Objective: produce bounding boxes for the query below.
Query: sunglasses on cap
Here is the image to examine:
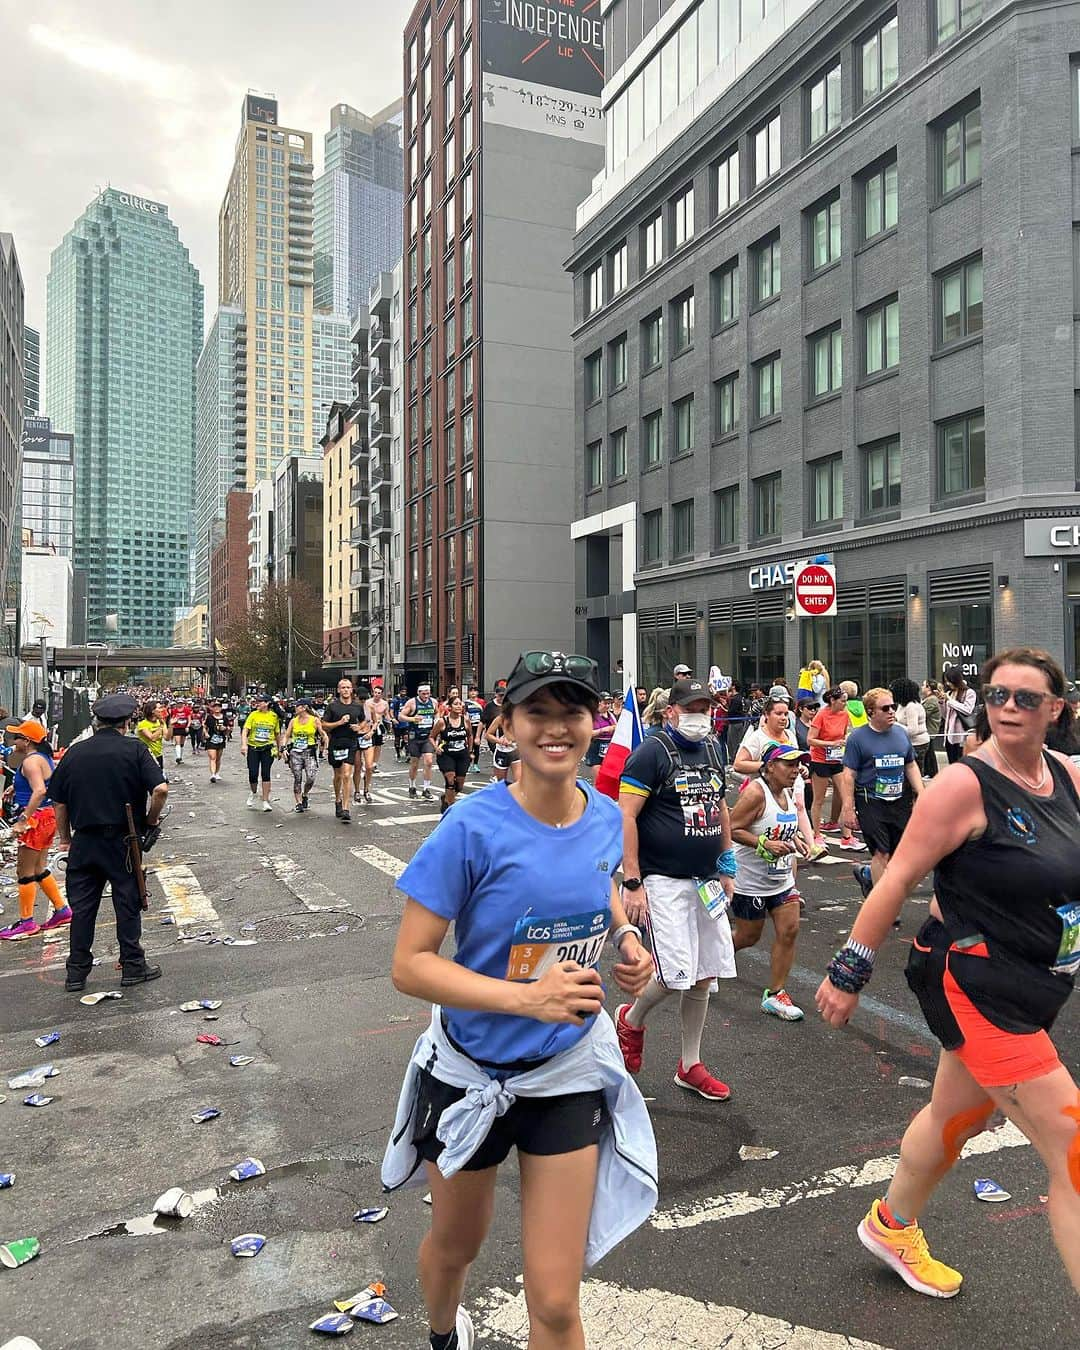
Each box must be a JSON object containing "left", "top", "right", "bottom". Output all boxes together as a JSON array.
[{"left": 517, "top": 651, "right": 599, "bottom": 682}]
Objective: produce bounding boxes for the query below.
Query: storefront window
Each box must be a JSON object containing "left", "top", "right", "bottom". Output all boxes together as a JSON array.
[
  {"left": 802, "top": 604, "right": 907, "bottom": 689},
  {"left": 1067, "top": 562, "right": 1080, "bottom": 679},
  {"left": 929, "top": 603, "right": 991, "bottom": 683},
  {"left": 713, "top": 619, "right": 785, "bottom": 688},
  {"left": 639, "top": 630, "right": 694, "bottom": 690}
]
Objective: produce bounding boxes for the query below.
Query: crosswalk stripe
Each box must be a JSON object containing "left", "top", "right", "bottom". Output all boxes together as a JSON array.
[
  {"left": 263, "top": 854, "right": 345, "bottom": 913},
  {"left": 152, "top": 863, "right": 221, "bottom": 931},
  {"left": 477, "top": 1278, "right": 896, "bottom": 1349},
  {"left": 349, "top": 845, "right": 406, "bottom": 880},
  {"left": 375, "top": 813, "right": 443, "bottom": 826},
  {"left": 651, "top": 1119, "right": 1028, "bottom": 1231}
]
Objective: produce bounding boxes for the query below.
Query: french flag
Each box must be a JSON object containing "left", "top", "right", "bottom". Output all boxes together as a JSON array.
[{"left": 595, "top": 683, "right": 644, "bottom": 800}]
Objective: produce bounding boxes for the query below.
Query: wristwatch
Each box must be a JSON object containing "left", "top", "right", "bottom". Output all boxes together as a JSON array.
[{"left": 621, "top": 877, "right": 643, "bottom": 891}]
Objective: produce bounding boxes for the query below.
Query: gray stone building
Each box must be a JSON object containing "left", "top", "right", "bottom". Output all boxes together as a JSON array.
[{"left": 569, "top": 0, "right": 1080, "bottom": 692}]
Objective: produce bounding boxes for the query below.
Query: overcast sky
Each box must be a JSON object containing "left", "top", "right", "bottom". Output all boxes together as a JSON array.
[{"left": 0, "top": 0, "right": 414, "bottom": 348}]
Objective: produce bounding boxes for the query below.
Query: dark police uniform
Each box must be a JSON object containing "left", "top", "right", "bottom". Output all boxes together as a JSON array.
[{"left": 49, "top": 694, "right": 166, "bottom": 987}]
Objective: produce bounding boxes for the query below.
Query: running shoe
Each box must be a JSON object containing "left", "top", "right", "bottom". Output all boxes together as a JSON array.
[
  {"left": 353, "top": 792, "right": 362, "bottom": 804},
  {"left": 422, "top": 788, "right": 434, "bottom": 801},
  {"left": 674, "top": 1060, "right": 731, "bottom": 1101},
  {"left": 615, "top": 1003, "right": 644, "bottom": 1074},
  {"left": 761, "top": 988, "right": 804, "bottom": 1021},
  {"left": 807, "top": 842, "right": 829, "bottom": 861},
  {"left": 454, "top": 1307, "right": 476, "bottom": 1350},
  {"left": 302, "top": 796, "right": 309, "bottom": 810},
  {"left": 853, "top": 863, "right": 874, "bottom": 900},
  {"left": 261, "top": 800, "right": 273, "bottom": 812},
  {"left": 335, "top": 802, "right": 343, "bottom": 818},
  {"left": 838, "top": 835, "right": 867, "bottom": 851},
  {"left": 408, "top": 785, "right": 418, "bottom": 798},
  {"left": 363, "top": 792, "right": 373, "bottom": 805},
  {"left": 821, "top": 821, "right": 843, "bottom": 834},
  {"left": 294, "top": 804, "right": 305, "bottom": 814},
  {"left": 340, "top": 810, "right": 351, "bottom": 823},
  {"left": 857, "top": 1199, "right": 962, "bottom": 1298},
  {"left": 246, "top": 794, "right": 259, "bottom": 810},
  {"left": 0, "top": 918, "right": 41, "bottom": 941},
  {"left": 813, "top": 834, "right": 827, "bottom": 848},
  {"left": 41, "top": 906, "right": 72, "bottom": 931}
]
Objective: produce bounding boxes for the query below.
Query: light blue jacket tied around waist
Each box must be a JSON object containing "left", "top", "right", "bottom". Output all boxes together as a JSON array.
[{"left": 381, "top": 1004, "right": 659, "bottom": 1268}]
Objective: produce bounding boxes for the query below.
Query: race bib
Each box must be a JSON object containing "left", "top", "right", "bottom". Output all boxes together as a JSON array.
[
  {"left": 695, "top": 877, "right": 730, "bottom": 921},
  {"left": 252, "top": 726, "right": 272, "bottom": 745},
  {"left": 293, "top": 732, "right": 311, "bottom": 750},
  {"left": 873, "top": 754, "right": 904, "bottom": 798},
  {"left": 208, "top": 733, "right": 225, "bottom": 747},
  {"left": 826, "top": 744, "right": 845, "bottom": 762},
  {"left": 505, "top": 910, "right": 609, "bottom": 981},
  {"left": 1052, "top": 901, "right": 1080, "bottom": 976},
  {"left": 329, "top": 747, "right": 351, "bottom": 765}
]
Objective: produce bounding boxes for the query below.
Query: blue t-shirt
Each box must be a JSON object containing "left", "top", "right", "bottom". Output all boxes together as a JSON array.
[
  {"left": 397, "top": 780, "right": 623, "bottom": 1071},
  {"left": 843, "top": 723, "right": 914, "bottom": 799}
]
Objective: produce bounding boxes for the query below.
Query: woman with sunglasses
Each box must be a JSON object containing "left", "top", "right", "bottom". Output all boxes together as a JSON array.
[
  {"left": 384, "top": 651, "right": 657, "bottom": 1350},
  {"left": 817, "top": 647, "right": 1080, "bottom": 1300}
]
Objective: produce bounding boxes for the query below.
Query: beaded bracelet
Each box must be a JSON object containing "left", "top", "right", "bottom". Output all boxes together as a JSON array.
[
  {"left": 826, "top": 945, "right": 875, "bottom": 994},
  {"left": 715, "top": 847, "right": 738, "bottom": 878}
]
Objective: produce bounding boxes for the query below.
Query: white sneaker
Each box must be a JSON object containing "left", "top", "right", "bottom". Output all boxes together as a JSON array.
[
  {"left": 246, "top": 794, "right": 258, "bottom": 809},
  {"left": 761, "top": 989, "right": 804, "bottom": 1021},
  {"left": 261, "top": 800, "right": 273, "bottom": 812},
  {"left": 454, "top": 1308, "right": 475, "bottom": 1350}
]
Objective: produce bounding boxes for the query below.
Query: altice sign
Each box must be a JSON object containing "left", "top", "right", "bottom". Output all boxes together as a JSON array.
[{"left": 101, "top": 189, "right": 167, "bottom": 216}]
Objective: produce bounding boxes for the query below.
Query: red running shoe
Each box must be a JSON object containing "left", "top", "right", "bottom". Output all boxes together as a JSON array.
[
  {"left": 615, "top": 1003, "right": 644, "bottom": 1074},
  {"left": 675, "top": 1059, "right": 731, "bottom": 1101}
]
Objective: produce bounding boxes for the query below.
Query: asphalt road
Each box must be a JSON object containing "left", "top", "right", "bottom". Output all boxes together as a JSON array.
[{"left": 0, "top": 745, "right": 1076, "bottom": 1348}]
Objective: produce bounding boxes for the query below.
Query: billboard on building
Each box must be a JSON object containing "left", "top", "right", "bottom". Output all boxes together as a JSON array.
[
  {"left": 246, "top": 94, "right": 278, "bottom": 126},
  {"left": 480, "top": 0, "right": 604, "bottom": 144}
]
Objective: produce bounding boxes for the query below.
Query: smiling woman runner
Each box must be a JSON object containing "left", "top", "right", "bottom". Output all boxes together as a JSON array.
[
  {"left": 383, "top": 651, "right": 658, "bottom": 1350},
  {"left": 817, "top": 647, "right": 1080, "bottom": 1300}
]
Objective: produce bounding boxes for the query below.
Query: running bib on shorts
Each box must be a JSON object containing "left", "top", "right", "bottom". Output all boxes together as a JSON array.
[
  {"left": 329, "top": 746, "right": 351, "bottom": 765},
  {"left": 505, "top": 910, "right": 609, "bottom": 981},
  {"left": 826, "top": 744, "right": 845, "bottom": 762},
  {"left": 1052, "top": 901, "right": 1080, "bottom": 976},
  {"left": 873, "top": 753, "right": 904, "bottom": 798},
  {"left": 694, "top": 877, "right": 730, "bottom": 921}
]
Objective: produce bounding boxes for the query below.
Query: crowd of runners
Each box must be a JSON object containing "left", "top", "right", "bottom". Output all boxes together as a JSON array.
[{"left": 1, "top": 645, "right": 1078, "bottom": 1346}]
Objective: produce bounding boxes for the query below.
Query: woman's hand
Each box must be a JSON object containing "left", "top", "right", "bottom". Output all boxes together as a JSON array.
[
  {"left": 613, "top": 937, "right": 653, "bottom": 998},
  {"left": 762, "top": 837, "right": 795, "bottom": 857},
  {"left": 815, "top": 977, "right": 859, "bottom": 1028},
  {"left": 521, "top": 961, "right": 605, "bottom": 1025},
  {"left": 621, "top": 883, "right": 648, "bottom": 927}
]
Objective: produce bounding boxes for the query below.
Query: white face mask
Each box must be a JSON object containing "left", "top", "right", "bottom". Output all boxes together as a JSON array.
[{"left": 675, "top": 711, "right": 711, "bottom": 741}]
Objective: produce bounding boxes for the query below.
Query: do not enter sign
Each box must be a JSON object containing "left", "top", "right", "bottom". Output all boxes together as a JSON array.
[{"left": 794, "top": 562, "right": 837, "bottom": 618}]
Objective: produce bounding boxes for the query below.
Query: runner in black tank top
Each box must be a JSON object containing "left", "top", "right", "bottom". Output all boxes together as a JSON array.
[
  {"left": 433, "top": 696, "right": 473, "bottom": 814},
  {"left": 815, "top": 648, "right": 1080, "bottom": 1301}
]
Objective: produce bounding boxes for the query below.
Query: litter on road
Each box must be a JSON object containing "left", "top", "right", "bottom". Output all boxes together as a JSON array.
[
  {"left": 349, "top": 1297, "right": 398, "bottom": 1324},
  {"left": 79, "top": 991, "right": 122, "bottom": 1006},
  {"left": 153, "top": 1187, "right": 195, "bottom": 1218},
  {"left": 229, "top": 1157, "right": 266, "bottom": 1182},
  {"left": 334, "top": 1283, "right": 389, "bottom": 1312},
  {"left": 738, "top": 1145, "right": 779, "bottom": 1161},
  {"left": 22, "top": 1094, "right": 53, "bottom": 1107},
  {"left": 7, "top": 1066, "right": 59, "bottom": 1091},
  {"left": 973, "top": 1178, "right": 1011, "bottom": 1202},
  {"left": 0, "top": 1173, "right": 14, "bottom": 1188},
  {"left": 196, "top": 1034, "right": 225, "bottom": 1046},
  {"left": 309, "top": 1312, "right": 353, "bottom": 1335},
  {"left": 898, "top": 1076, "right": 932, "bottom": 1088},
  {"left": 230, "top": 1233, "right": 266, "bottom": 1257},
  {"left": 0, "top": 1237, "right": 41, "bottom": 1269},
  {"left": 352, "top": 1207, "right": 388, "bottom": 1224},
  {"left": 33, "top": 1031, "right": 60, "bottom": 1048},
  {"left": 191, "top": 1108, "right": 221, "bottom": 1123},
  {"left": 229, "top": 1055, "right": 255, "bottom": 1067}
]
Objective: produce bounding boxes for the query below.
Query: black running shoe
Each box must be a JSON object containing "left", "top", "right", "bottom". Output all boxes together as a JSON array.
[
  {"left": 335, "top": 801, "right": 343, "bottom": 818},
  {"left": 408, "top": 785, "right": 417, "bottom": 798},
  {"left": 340, "top": 810, "right": 351, "bottom": 823}
]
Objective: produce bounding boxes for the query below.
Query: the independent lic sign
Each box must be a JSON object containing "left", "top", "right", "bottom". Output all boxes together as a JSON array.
[{"left": 794, "top": 562, "right": 837, "bottom": 618}]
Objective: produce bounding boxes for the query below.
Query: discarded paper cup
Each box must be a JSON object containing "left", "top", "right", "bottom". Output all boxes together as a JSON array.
[
  {"left": 0, "top": 1172, "right": 15, "bottom": 1188},
  {"left": 349, "top": 1297, "right": 398, "bottom": 1325},
  {"left": 230, "top": 1232, "right": 266, "bottom": 1257},
  {"left": 153, "top": 1186, "right": 195, "bottom": 1218},
  {"left": 0, "top": 1236, "right": 41, "bottom": 1268},
  {"left": 191, "top": 1108, "right": 221, "bottom": 1124},
  {"left": 22, "top": 1094, "right": 52, "bottom": 1108},
  {"left": 79, "top": 991, "right": 122, "bottom": 1006},
  {"left": 229, "top": 1055, "right": 255, "bottom": 1067},
  {"left": 228, "top": 1157, "right": 266, "bottom": 1182},
  {"left": 352, "top": 1207, "right": 388, "bottom": 1224},
  {"left": 33, "top": 1031, "right": 60, "bottom": 1049},
  {"left": 309, "top": 1312, "right": 354, "bottom": 1336}
]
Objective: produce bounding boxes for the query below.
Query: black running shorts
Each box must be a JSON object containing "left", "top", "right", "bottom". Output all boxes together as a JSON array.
[
  {"left": 854, "top": 793, "right": 911, "bottom": 856},
  {"left": 412, "top": 1068, "right": 607, "bottom": 1170},
  {"left": 437, "top": 750, "right": 470, "bottom": 779}
]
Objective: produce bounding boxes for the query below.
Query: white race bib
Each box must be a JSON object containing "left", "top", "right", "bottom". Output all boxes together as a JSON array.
[{"left": 506, "top": 910, "right": 609, "bottom": 981}]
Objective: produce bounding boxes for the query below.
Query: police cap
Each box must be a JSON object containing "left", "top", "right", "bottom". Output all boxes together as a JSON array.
[{"left": 93, "top": 693, "right": 139, "bottom": 722}]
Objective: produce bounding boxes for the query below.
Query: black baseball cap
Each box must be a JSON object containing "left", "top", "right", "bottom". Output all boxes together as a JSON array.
[
  {"left": 671, "top": 679, "right": 712, "bottom": 708},
  {"left": 503, "top": 651, "right": 601, "bottom": 705}
]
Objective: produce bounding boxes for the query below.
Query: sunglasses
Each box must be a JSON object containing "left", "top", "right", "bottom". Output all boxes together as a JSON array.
[
  {"left": 876, "top": 703, "right": 896, "bottom": 712},
  {"left": 518, "top": 651, "right": 599, "bottom": 681},
  {"left": 982, "top": 684, "right": 1055, "bottom": 711}
]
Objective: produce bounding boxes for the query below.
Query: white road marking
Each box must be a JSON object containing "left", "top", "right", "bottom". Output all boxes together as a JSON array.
[
  {"left": 477, "top": 1279, "right": 895, "bottom": 1349},
  {"left": 152, "top": 864, "right": 221, "bottom": 931},
  {"left": 652, "top": 1119, "right": 1028, "bottom": 1231},
  {"left": 375, "top": 813, "right": 443, "bottom": 826},
  {"left": 349, "top": 845, "right": 406, "bottom": 880},
  {"left": 264, "top": 855, "right": 346, "bottom": 913}
]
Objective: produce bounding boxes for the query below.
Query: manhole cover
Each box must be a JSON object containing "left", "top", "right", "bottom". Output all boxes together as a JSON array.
[{"left": 241, "top": 913, "right": 353, "bottom": 943}]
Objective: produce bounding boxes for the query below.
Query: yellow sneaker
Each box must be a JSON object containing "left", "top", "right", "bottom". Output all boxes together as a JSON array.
[{"left": 857, "top": 1199, "right": 963, "bottom": 1298}]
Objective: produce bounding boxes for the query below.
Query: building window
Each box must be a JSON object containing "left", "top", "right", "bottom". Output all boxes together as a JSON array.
[
  {"left": 643, "top": 410, "right": 663, "bottom": 467},
  {"left": 806, "top": 60, "right": 842, "bottom": 145},
  {"left": 671, "top": 290, "right": 695, "bottom": 355},
  {"left": 938, "top": 255, "right": 983, "bottom": 346},
  {"left": 610, "top": 427, "right": 627, "bottom": 480},
  {"left": 754, "top": 353, "right": 782, "bottom": 421},
  {"left": 863, "top": 295, "right": 900, "bottom": 375},
  {"left": 610, "top": 240, "right": 628, "bottom": 296},
  {"left": 712, "top": 258, "right": 739, "bottom": 329},
  {"left": 674, "top": 394, "right": 695, "bottom": 455},
  {"left": 936, "top": 0, "right": 982, "bottom": 45},
  {"left": 713, "top": 484, "right": 739, "bottom": 548},
  {"left": 714, "top": 372, "right": 740, "bottom": 436},
  {"left": 672, "top": 499, "right": 694, "bottom": 558},
  {"left": 1073, "top": 58, "right": 1080, "bottom": 145},
  {"left": 862, "top": 437, "right": 901, "bottom": 514},
  {"left": 861, "top": 156, "right": 898, "bottom": 241},
  {"left": 809, "top": 324, "right": 843, "bottom": 399},
  {"left": 715, "top": 144, "right": 740, "bottom": 216},
  {"left": 807, "top": 194, "right": 841, "bottom": 273},
  {"left": 642, "top": 508, "right": 663, "bottom": 565},
  {"left": 858, "top": 13, "right": 898, "bottom": 106},
  {"left": 586, "top": 439, "right": 603, "bottom": 492},
  {"left": 754, "top": 472, "right": 782, "bottom": 539},
  {"left": 938, "top": 99, "right": 981, "bottom": 198},
  {"left": 753, "top": 231, "right": 781, "bottom": 306},
  {"left": 753, "top": 111, "right": 781, "bottom": 187},
  {"left": 642, "top": 211, "right": 664, "bottom": 270},
  {"left": 609, "top": 334, "right": 627, "bottom": 390},
  {"left": 586, "top": 261, "right": 603, "bottom": 316},
  {"left": 809, "top": 454, "right": 843, "bottom": 525},
  {"left": 642, "top": 311, "right": 663, "bottom": 370},
  {"left": 584, "top": 350, "right": 603, "bottom": 403},
  {"left": 938, "top": 411, "right": 985, "bottom": 497},
  {"left": 672, "top": 183, "right": 695, "bottom": 247}
]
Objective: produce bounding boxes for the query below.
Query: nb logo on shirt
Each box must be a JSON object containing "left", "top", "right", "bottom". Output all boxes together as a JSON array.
[{"left": 596, "top": 860, "right": 609, "bottom": 873}]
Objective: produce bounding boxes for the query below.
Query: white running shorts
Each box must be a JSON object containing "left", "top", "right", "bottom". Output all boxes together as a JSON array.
[{"left": 643, "top": 873, "right": 736, "bottom": 990}]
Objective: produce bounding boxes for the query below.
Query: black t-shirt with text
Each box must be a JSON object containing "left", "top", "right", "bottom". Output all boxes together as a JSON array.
[{"left": 621, "top": 732, "right": 728, "bottom": 879}]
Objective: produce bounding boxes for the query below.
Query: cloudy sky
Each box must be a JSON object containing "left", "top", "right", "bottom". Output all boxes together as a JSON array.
[{"left": 0, "top": 0, "right": 414, "bottom": 344}]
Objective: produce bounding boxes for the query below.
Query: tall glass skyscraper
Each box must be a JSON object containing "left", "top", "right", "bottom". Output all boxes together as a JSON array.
[
  {"left": 45, "top": 189, "right": 202, "bottom": 645},
  {"left": 314, "top": 102, "right": 404, "bottom": 320},
  {"left": 21, "top": 415, "right": 74, "bottom": 558},
  {"left": 193, "top": 305, "right": 245, "bottom": 605},
  {"left": 23, "top": 327, "right": 40, "bottom": 415}
]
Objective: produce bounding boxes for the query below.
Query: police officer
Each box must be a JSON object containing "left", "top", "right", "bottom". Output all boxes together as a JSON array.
[{"left": 49, "top": 693, "right": 169, "bottom": 992}]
